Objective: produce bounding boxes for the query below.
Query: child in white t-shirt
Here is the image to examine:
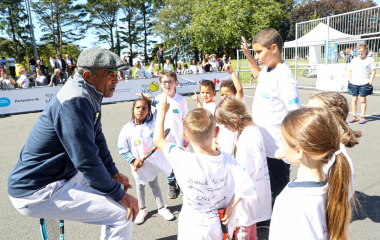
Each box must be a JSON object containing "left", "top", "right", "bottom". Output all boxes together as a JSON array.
[
  {"left": 164, "top": 59, "right": 172, "bottom": 71},
  {"left": 146, "top": 61, "right": 155, "bottom": 78},
  {"left": 153, "top": 98, "right": 257, "bottom": 240},
  {"left": 270, "top": 107, "right": 354, "bottom": 240},
  {"left": 134, "top": 62, "right": 146, "bottom": 79},
  {"left": 241, "top": 29, "right": 301, "bottom": 218},
  {"left": 17, "top": 68, "right": 29, "bottom": 88},
  {"left": 210, "top": 54, "right": 219, "bottom": 72},
  {"left": 139, "top": 70, "right": 189, "bottom": 199},
  {"left": 215, "top": 64, "right": 244, "bottom": 156},
  {"left": 198, "top": 61, "right": 204, "bottom": 73},
  {"left": 347, "top": 44, "right": 376, "bottom": 124},
  {"left": 118, "top": 98, "right": 174, "bottom": 224},
  {"left": 192, "top": 80, "right": 217, "bottom": 115},
  {"left": 215, "top": 96, "right": 271, "bottom": 240}
]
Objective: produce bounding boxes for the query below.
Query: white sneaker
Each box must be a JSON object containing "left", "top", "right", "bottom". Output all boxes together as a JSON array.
[
  {"left": 135, "top": 208, "right": 148, "bottom": 225},
  {"left": 158, "top": 205, "right": 175, "bottom": 221}
]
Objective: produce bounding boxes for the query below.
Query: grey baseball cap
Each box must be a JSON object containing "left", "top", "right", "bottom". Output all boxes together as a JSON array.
[{"left": 77, "top": 48, "right": 129, "bottom": 71}]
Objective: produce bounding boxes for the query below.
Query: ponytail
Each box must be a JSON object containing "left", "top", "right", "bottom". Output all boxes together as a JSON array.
[
  {"left": 326, "top": 152, "right": 352, "bottom": 240},
  {"left": 339, "top": 118, "right": 362, "bottom": 148}
]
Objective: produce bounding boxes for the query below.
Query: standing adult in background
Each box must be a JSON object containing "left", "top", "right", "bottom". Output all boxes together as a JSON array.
[
  {"left": 1, "top": 56, "right": 8, "bottom": 71},
  {"left": 171, "top": 44, "right": 179, "bottom": 69},
  {"left": 157, "top": 47, "right": 164, "bottom": 70},
  {"left": 7, "top": 54, "right": 16, "bottom": 78},
  {"left": 29, "top": 56, "right": 37, "bottom": 74},
  {"left": 65, "top": 54, "right": 76, "bottom": 79},
  {"left": 8, "top": 48, "right": 138, "bottom": 240},
  {"left": 54, "top": 54, "right": 67, "bottom": 80},
  {"left": 123, "top": 52, "right": 133, "bottom": 66}
]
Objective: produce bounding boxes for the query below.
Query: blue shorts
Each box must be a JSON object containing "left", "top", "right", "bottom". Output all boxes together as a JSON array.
[{"left": 348, "top": 83, "right": 373, "bottom": 97}]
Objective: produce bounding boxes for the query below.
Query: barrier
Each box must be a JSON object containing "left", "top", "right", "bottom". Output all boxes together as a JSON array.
[{"left": 0, "top": 72, "right": 230, "bottom": 115}]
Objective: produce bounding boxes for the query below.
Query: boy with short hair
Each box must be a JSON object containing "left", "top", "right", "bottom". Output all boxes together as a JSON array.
[
  {"left": 139, "top": 70, "right": 188, "bottom": 198},
  {"left": 153, "top": 100, "right": 256, "bottom": 239},
  {"left": 178, "top": 64, "right": 193, "bottom": 75},
  {"left": 241, "top": 28, "right": 301, "bottom": 222},
  {"left": 347, "top": 44, "right": 376, "bottom": 124},
  {"left": 192, "top": 80, "right": 217, "bottom": 114}
]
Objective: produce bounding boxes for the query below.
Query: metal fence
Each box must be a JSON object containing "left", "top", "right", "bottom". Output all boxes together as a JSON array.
[{"left": 237, "top": 6, "right": 380, "bottom": 93}]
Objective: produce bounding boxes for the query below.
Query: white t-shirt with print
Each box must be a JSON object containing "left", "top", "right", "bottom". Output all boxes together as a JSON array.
[
  {"left": 190, "top": 65, "right": 199, "bottom": 73},
  {"left": 350, "top": 56, "right": 376, "bottom": 86},
  {"left": 164, "top": 64, "right": 172, "bottom": 71},
  {"left": 252, "top": 63, "right": 301, "bottom": 158},
  {"left": 163, "top": 144, "right": 257, "bottom": 240},
  {"left": 17, "top": 75, "right": 29, "bottom": 88},
  {"left": 269, "top": 179, "right": 329, "bottom": 240},
  {"left": 210, "top": 60, "right": 219, "bottom": 72},
  {"left": 146, "top": 65, "right": 154, "bottom": 78},
  {"left": 117, "top": 114, "right": 172, "bottom": 185},
  {"left": 7, "top": 57, "right": 15, "bottom": 67},
  {"left": 203, "top": 100, "right": 217, "bottom": 115},
  {"left": 154, "top": 93, "right": 188, "bottom": 149},
  {"left": 235, "top": 125, "right": 271, "bottom": 226},
  {"left": 134, "top": 67, "right": 146, "bottom": 79}
]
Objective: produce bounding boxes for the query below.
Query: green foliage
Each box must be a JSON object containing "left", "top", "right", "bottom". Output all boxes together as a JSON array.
[
  {"left": 187, "top": 0, "right": 283, "bottom": 55},
  {"left": 31, "top": 0, "right": 89, "bottom": 55},
  {"left": 86, "top": 0, "right": 121, "bottom": 51}
]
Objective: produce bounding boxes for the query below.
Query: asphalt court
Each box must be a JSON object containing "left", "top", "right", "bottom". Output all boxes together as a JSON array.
[{"left": 1, "top": 87, "right": 379, "bottom": 239}]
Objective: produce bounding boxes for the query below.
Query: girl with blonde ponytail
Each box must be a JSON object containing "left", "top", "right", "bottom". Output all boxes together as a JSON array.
[{"left": 269, "top": 107, "right": 352, "bottom": 240}]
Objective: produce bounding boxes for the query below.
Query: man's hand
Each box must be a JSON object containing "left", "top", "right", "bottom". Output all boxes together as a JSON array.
[
  {"left": 223, "top": 64, "right": 234, "bottom": 75},
  {"left": 118, "top": 193, "right": 139, "bottom": 222},
  {"left": 133, "top": 159, "right": 144, "bottom": 169},
  {"left": 112, "top": 172, "right": 132, "bottom": 191}
]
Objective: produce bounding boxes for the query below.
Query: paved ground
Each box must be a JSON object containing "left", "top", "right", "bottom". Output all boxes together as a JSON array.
[{"left": 1, "top": 87, "right": 379, "bottom": 239}]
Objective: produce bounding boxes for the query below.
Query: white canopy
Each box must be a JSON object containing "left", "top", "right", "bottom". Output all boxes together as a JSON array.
[{"left": 284, "top": 23, "right": 361, "bottom": 48}]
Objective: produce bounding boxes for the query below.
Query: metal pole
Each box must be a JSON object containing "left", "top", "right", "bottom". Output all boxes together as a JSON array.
[
  {"left": 295, "top": 23, "right": 298, "bottom": 80},
  {"left": 236, "top": 49, "right": 240, "bottom": 79},
  {"left": 25, "top": 0, "right": 38, "bottom": 60},
  {"left": 325, "top": 17, "right": 330, "bottom": 65}
]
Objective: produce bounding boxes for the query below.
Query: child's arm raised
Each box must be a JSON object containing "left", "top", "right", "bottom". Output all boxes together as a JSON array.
[
  {"left": 192, "top": 90, "right": 203, "bottom": 108},
  {"left": 241, "top": 36, "right": 261, "bottom": 80},
  {"left": 136, "top": 93, "right": 153, "bottom": 103},
  {"left": 153, "top": 96, "right": 170, "bottom": 152},
  {"left": 224, "top": 64, "right": 244, "bottom": 101}
]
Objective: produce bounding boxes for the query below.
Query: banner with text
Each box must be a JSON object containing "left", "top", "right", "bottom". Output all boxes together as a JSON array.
[{"left": 0, "top": 72, "right": 230, "bottom": 115}]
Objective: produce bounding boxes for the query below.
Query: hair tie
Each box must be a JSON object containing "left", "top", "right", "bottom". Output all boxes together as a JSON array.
[{"left": 334, "top": 149, "right": 342, "bottom": 155}]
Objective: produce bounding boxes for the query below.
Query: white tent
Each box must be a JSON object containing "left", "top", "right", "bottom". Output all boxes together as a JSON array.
[
  {"left": 284, "top": 23, "right": 361, "bottom": 65},
  {"left": 284, "top": 22, "right": 361, "bottom": 48}
]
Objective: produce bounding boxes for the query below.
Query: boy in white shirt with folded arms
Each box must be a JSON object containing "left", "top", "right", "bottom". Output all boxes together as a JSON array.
[{"left": 153, "top": 98, "right": 257, "bottom": 240}]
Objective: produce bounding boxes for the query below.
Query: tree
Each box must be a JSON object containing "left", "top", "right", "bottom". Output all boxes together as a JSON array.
[
  {"left": 187, "top": 0, "right": 283, "bottom": 56},
  {"left": 87, "top": 0, "right": 121, "bottom": 52},
  {"left": 154, "top": 0, "right": 194, "bottom": 58},
  {"left": 288, "top": 0, "right": 377, "bottom": 40},
  {"left": 137, "top": 0, "right": 157, "bottom": 65},
  {"left": 119, "top": 0, "right": 142, "bottom": 62},
  {"left": 31, "top": 0, "right": 89, "bottom": 55},
  {"left": 0, "top": 0, "right": 29, "bottom": 62}
]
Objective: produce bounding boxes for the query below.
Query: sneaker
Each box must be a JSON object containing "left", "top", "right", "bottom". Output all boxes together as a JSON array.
[
  {"left": 135, "top": 208, "right": 148, "bottom": 225},
  {"left": 168, "top": 185, "right": 177, "bottom": 199},
  {"left": 158, "top": 205, "right": 175, "bottom": 221},
  {"left": 348, "top": 116, "right": 358, "bottom": 123},
  {"left": 358, "top": 117, "right": 367, "bottom": 124}
]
